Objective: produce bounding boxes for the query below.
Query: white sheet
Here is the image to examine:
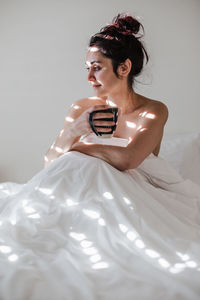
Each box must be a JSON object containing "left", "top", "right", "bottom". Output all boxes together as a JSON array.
[{"left": 0, "top": 135, "right": 200, "bottom": 300}]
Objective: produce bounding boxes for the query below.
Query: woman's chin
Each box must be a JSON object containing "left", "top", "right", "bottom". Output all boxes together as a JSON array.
[{"left": 94, "top": 88, "right": 107, "bottom": 98}]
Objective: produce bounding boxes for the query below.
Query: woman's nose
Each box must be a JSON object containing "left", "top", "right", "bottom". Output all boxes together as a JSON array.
[{"left": 88, "top": 69, "right": 95, "bottom": 82}]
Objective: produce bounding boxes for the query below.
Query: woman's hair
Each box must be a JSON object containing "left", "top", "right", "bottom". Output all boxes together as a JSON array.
[{"left": 89, "top": 13, "right": 149, "bottom": 90}]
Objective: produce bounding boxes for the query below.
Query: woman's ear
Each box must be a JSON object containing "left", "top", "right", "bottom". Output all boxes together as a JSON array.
[{"left": 118, "top": 58, "right": 132, "bottom": 77}]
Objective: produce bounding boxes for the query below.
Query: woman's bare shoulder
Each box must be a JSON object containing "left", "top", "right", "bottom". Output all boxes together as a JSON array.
[
  {"left": 73, "top": 96, "right": 105, "bottom": 109},
  {"left": 138, "top": 95, "right": 168, "bottom": 123}
]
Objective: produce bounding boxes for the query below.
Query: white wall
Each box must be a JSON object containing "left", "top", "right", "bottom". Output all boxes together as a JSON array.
[{"left": 0, "top": 0, "right": 199, "bottom": 183}]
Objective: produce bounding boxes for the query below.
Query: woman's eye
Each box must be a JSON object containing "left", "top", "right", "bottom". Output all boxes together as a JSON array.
[
  {"left": 86, "top": 66, "right": 101, "bottom": 72},
  {"left": 93, "top": 66, "right": 101, "bottom": 71}
]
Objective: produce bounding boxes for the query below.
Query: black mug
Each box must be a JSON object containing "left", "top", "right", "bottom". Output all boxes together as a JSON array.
[{"left": 89, "top": 107, "right": 118, "bottom": 138}]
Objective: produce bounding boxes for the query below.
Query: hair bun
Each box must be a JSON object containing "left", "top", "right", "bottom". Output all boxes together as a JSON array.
[
  {"left": 113, "top": 13, "right": 141, "bottom": 35},
  {"left": 100, "top": 13, "right": 144, "bottom": 39}
]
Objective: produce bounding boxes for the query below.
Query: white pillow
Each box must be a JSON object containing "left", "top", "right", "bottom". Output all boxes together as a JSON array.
[
  {"left": 160, "top": 132, "right": 199, "bottom": 172},
  {"left": 179, "top": 133, "right": 200, "bottom": 185}
]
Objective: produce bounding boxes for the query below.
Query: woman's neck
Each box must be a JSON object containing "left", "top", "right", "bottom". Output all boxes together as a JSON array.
[{"left": 106, "top": 89, "right": 141, "bottom": 115}]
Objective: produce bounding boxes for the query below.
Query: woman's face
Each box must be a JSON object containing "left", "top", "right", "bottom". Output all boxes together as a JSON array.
[{"left": 85, "top": 47, "right": 120, "bottom": 98}]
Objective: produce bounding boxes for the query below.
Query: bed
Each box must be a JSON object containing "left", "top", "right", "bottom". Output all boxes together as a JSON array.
[{"left": 0, "top": 132, "right": 200, "bottom": 300}]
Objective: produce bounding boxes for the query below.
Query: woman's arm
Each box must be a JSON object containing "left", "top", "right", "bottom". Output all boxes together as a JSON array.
[
  {"left": 44, "top": 99, "right": 87, "bottom": 167},
  {"left": 70, "top": 102, "right": 168, "bottom": 171},
  {"left": 70, "top": 142, "right": 128, "bottom": 171},
  {"left": 44, "top": 99, "right": 115, "bottom": 167}
]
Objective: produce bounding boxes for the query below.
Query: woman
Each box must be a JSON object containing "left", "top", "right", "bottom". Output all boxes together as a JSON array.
[
  {"left": 44, "top": 13, "right": 168, "bottom": 171},
  {"left": 0, "top": 13, "right": 200, "bottom": 300}
]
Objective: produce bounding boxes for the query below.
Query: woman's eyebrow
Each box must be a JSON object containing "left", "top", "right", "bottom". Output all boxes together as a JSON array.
[{"left": 85, "top": 60, "right": 102, "bottom": 66}]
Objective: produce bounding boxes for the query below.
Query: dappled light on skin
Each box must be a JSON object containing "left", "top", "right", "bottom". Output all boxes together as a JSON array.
[
  {"left": 139, "top": 111, "right": 156, "bottom": 120},
  {"left": 88, "top": 46, "right": 99, "bottom": 53},
  {"left": 80, "top": 140, "right": 93, "bottom": 145},
  {"left": 65, "top": 116, "right": 74, "bottom": 123},
  {"left": 146, "top": 113, "right": 156, "bottom": 119},
  {"left": 128, "top": 137, "right": 133, "bottom": 144},
  {"left": 89, "top": 96, "right": 101, "bottom": 100},
  {"left": 59, "top": 129, "right": 64, "bottom": 137},
  {"left": 139, "top": 111, "right": 147, "bottom": 117},
  {"left": 136, "top": 125, "right": 142, "bottom": 131},
  {"left": 50, "top": 142, "right": 55, "bottom": 150},
  {"left": 135, "top": 125, "right": 147, "bottom": 134},
  {"left": 71, "top": 104, "right": 81, "bottom": 110},
  {"left": 55, "top": 146, "right": 64, "bottom": 154},
  {"left": 106, "top": 99, "right": 117, "bottom": 107},
  {"left": 139, "top": 127, "right": 147, "bottom": 133},
  {"left": 126, "top": 121, "right": 136, "bottom": 129}
]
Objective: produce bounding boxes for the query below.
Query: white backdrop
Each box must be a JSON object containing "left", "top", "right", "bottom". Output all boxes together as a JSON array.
[{"left": 0, "top": 0, "right": 199, "bottom": 182}]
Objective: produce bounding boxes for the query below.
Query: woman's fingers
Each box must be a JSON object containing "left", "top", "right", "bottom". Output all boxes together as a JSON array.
[
  {"left": 87, "top": 105, "right": 111, "bottom": 113},
  {"left": 95, "top": 127, "right": 113, "bottom": 132},
  {"left": 93, "top": 120, "right": 115, "bottom": 126},
  {"left": 93, "top": 113, "right": 114, "bottom": 119}
]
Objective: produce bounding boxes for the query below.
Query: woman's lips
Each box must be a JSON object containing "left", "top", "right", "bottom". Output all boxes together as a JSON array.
[{"left": 93, "top": 84, "right": 101, "bottom": 88}]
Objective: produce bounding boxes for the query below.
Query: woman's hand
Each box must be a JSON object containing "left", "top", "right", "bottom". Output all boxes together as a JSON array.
[
  {"left": 69, "top": 105, "right": 116, "bottom": 138},
  {"left": 70, "top": 141, "right": 88, "bottom": 151}
]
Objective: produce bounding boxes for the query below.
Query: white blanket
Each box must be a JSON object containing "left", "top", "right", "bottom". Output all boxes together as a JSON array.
[{"left": 0, "top": 138, "right": 200, "bottom": 300}]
